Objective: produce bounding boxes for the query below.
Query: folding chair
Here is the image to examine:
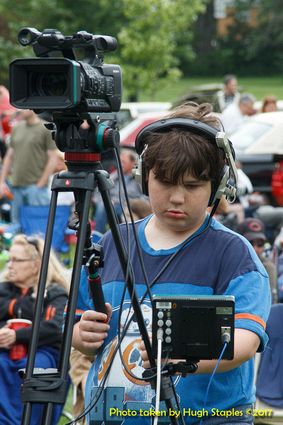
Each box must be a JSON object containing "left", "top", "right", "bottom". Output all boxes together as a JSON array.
[{"left": 20, "top": 205, "right": 71, "bottom": 254}]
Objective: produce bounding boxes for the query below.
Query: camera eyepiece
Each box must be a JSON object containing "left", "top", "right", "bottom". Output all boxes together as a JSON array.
[{"left": 18, "top": 27, "right": 41, "bottom": 46}]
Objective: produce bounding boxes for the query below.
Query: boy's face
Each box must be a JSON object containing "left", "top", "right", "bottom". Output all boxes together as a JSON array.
[{"left": 148, "top": 169, "right": 211, "bottom": 234}]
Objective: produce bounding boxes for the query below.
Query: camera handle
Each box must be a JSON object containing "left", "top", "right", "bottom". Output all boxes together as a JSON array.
[{"left": 21, "top": 162, "right": 179, "bottom": 425}]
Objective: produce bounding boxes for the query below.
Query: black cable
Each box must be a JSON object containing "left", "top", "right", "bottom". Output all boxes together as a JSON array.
[
  {"left": 70, "top": 184, "right": 219, "bottom": 423},
  {"left": 171, "top": 376, "right": 186, "bottom": 425},
  {"left": 113, "top": 147, "right": 153, "bottom": 304},
  {"left": 65, "top": 148, "right": 153, "bottom": 423},
  {"left": 113, "top": 211, "right": 215, "bottom": 383},
  {"left": 65, "top": 354, "right": 112, "bottom": 424}
]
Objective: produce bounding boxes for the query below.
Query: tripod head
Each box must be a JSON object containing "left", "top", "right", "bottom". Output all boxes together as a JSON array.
[{"left": 45, "top": 112, "right": 120, "bottom": 172}]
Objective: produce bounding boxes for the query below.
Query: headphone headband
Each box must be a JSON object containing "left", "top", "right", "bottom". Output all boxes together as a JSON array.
[
  {"left": 133, "top": 116, "right": 238, "bottom": 205},
  {"left": 135, "top": 118, "right": 221, "bottom": 154}
]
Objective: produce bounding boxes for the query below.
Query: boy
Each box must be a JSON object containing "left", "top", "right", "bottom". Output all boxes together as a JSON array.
[{"left": 72, "top": 102, "right": 271, "bottom": 424}]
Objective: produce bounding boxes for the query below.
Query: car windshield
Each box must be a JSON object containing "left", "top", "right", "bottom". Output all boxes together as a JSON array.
[
  {"left": 230, "top": 121, "right": 272, "bottom": 153},
  {"left": 116, "top": 109, "right": 134, "bottom": 129}
]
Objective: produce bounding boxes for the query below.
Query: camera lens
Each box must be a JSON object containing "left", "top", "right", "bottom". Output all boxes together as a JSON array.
[
  {"left": 40, "top": 73, "right": 68, "bottom": 96},
  {"left": 30, "top": 72, "right": 68, "bottom": 97}
]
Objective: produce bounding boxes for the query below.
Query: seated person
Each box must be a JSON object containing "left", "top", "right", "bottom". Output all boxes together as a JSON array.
[
  {"left": 0, "top": 234, "right": 69, "bottom": 425},
  {"left": 238, "top": 218, "right": 278, "bottom": 304}
]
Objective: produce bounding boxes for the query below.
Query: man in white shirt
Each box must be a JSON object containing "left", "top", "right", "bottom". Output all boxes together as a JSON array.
[
  {"left": 221, "top": 93, "right": 256, "bottom": 136},
  {"left": 216, "top": 74, "right": 240, "bottom": 111}
]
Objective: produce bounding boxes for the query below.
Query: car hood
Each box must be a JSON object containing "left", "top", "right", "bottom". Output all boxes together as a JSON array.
[{"left": 244, "top": 123, "right": 283, "bottom": 154}]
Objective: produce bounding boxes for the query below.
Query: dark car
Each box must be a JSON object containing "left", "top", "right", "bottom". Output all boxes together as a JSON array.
[
  {"left": 172, "top": 83, "right": 223, "bottom": 112},
  {"left": 230, "top": 112, "right": 283, "bottom": 205}
]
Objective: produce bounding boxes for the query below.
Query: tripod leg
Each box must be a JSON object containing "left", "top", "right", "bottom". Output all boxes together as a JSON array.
[
  {"left": 59, "top": 189, "right": 93, "bottom": 376},
  {"left": 95, "top": 171, "right": 179, "bottom": 425},
  {"left": 22, "top": 191, "right": 58, "bottom": 425}
]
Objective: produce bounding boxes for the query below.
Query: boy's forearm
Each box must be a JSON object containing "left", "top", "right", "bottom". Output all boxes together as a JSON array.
[{"left": 195, "top": 328, "right": 260, "bottom": 374}]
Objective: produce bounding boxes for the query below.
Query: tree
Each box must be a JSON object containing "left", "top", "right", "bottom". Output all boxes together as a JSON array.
[
  {"left": 117, "top": 0, "right": 206, "bottom": 100},
  {"left": 0, "top": 0, "right": 125, "bottom": 85},
  {"left": 202, "top": 0, "right": 283, "bottom": 76},
  {"left": 246, "top": 0, "right": 283, "bottom": 74},
  {"left": 0, "top": 0, "right": 206, "bottom": 100}
]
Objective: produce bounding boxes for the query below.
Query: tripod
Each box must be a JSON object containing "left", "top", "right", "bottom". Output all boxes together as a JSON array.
[{"left": 21, "top": 120, "right": 180, "bottom": 425}]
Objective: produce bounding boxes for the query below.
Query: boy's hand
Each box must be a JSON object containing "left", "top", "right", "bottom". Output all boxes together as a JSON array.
[
  {"left": 77, "top": 303, "right": 112, "bottom": 355},
  {"left": 139, "top": 339, "right": 151, "bottom": 369}
]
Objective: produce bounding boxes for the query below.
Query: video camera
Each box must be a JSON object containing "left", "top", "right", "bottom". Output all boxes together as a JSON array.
[
  {"left": 9, "top": 28, "right": 122, "bottom": 155},
  {"left": 9, "top": 27, "right": 122, "bottom": 114}
]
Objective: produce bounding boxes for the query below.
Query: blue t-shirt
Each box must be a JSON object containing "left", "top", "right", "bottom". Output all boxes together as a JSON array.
[{"left": 77, "top": 216, "right": 271, "bottom": 424}]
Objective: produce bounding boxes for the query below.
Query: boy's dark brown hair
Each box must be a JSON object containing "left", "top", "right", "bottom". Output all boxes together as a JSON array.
[{"left": 143, "top": 102, "right": 226, "bottom": 187}]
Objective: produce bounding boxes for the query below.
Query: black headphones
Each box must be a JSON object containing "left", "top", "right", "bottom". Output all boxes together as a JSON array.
[{"left": 133, "top": 117, "right": 238, "bottom": 206}]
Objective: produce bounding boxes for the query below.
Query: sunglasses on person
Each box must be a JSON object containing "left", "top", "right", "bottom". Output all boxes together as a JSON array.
[
  {"left": 25, "top": 236, "right": 40, "bottom": 252},
  {"left": 7, "top": 237, "right": 40, "bottom": 263}
]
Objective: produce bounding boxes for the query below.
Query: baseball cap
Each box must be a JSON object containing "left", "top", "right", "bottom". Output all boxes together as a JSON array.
[{"left": 237, "top": 218, "right": 266, "bottom": 242}]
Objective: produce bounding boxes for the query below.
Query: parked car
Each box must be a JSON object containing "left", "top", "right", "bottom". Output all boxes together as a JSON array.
[
  {"left": 172, "top": 83, "right": 234, "bottom": 112},
  {"left": 229, "top": 112, "right": 283, "bottom": 205},
  {"left": 120, "top": 111, "right": 168, "bottom": 147},
  {"left": 102, "top": 107, "right": 169, "bottom": 172},
  {"left": 116, "top": 102, "right": 171, "bottom": 130}
]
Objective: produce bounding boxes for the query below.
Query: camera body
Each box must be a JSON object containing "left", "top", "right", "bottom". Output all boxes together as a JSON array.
[
  {"left": 9, "top": 28, "right": 122, "bottom": 155},
  {"left": 9, "top": 28, "right": 122, "bottom": 114}
]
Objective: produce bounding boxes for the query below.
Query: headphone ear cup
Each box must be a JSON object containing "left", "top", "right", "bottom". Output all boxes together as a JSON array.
[
  {"left": 141, "top": 160, "right": 148, "bottom": 196},
  {"left": 132, "top": 156, "right": 148, "bottom": 196},
  {"left": 208, "top": 166, "right": 230, "bottom": 206}
]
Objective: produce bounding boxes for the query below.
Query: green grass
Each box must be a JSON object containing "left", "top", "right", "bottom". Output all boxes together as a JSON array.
[
  {"left": 58, "top": 387, "right": 74, "bottom": 424},
  {"left": 139, "top": 76, "right": 283, "bottom": 103}
]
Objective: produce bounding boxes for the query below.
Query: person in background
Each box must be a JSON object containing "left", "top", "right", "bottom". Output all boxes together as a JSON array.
[
  {"left": 93, "top": 146, "right": 143, "bottom": 233},
  {"left": 0, "top": 109, "right": 58, "bottom": 223},
  {"left": 261, "top": 95, "right": 277, "bottom": 113},
  {"left": 238, "top": 218, "right": 278, "bottom": 304},
  {"left": 0, "top": 234, "right": 69, "bottom": 425},
  {"left": 49, "top": 149, "right": 74, "bottom": 207},
  {"left": 123, "top": 197, "right": 152, "bottom": 222},
  {"left": 216, "top": 74, "right": 240, "bottom": 112},
  {"left": 221, "top": 93, "right": 256, "bottom": 136},
  {"left": 0, "top": 85, "right": 18, "bottom": 159}
]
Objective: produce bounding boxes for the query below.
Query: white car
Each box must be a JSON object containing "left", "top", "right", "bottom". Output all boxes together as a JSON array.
[
  {"left": 229, "top": 111, "right": 283, "bottom": 205},
  {"left": 116, "top": 102, "right": 171, "bottom": 130},
  {"left": 230, "top": 111, "right": 283, "bottom": 155}
]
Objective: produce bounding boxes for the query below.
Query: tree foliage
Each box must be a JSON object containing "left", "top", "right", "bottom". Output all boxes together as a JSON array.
[
  {"left": 244, "top": 0, "right": 283, "bottom": 74},
  {"left": 117, "top": 0, "right": 205, "bottom": 100},
  {"left": 0, "top": 0, "right": 206, "bottom": 99},
  {"left": 188, "top": 0, "right": 283, "bottom": 76}
]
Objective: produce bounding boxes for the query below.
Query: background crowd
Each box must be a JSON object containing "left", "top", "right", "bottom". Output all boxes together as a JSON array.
[{"left": 0, "top": 73, "right": 282, "bottom": 424}]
